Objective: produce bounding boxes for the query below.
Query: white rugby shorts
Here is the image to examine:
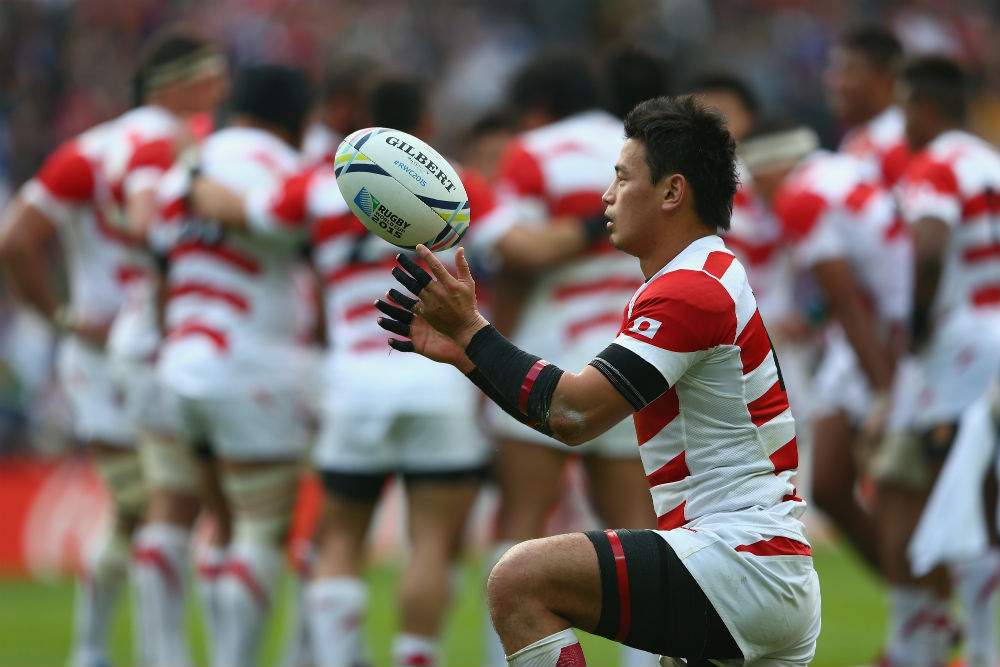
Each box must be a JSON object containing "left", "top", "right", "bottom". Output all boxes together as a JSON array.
[{"left": 56, "top": 336, "right": 135, "bottom": 447}]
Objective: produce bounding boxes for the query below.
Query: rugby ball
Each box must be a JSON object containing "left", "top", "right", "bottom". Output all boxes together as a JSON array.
[{"left": 334, "top": 127, "right": 470, "bottom": 251}]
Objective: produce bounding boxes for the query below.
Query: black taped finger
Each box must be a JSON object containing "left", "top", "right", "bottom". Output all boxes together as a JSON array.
[
  {"left": 397, "top": 253, "right": 432, "bottom": 288},
  {"left": 387, "top": 288, "right": 417, "bottom": 310},
  {"left": 375, "top": 299, "right": 413, "bottom": 324},
  {"left": 377, "top": 316, "right": 411, "bottom": 338},
  {"left": 392, "top": 266, "right": 425, "bottom": 295},
  {"left": 388, "top": 338, "right": 415, "bottom": 352}
]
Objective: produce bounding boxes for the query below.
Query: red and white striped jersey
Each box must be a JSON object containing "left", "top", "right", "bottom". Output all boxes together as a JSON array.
[
  {"left": 773, "top": 150, "right": 912, "bottom": 326},
  {"left": 152, "top": 126, "right": 305, "bottom": 397},
  {"left": 19, "top": 122, "right": 147, "bottom": 325},
  {"left": 482, "top": 110, "right": 644, "bottom": 367},
  {"left": 597, "top": 235, "right": 806, "bottom": 546},
  {"left": 301, "top": 121, "right": 342, "bottom": 167},
  {"left": 246, "top": 159, "right": 498, "bottom": 411},
  {"left": 839, "top": 105, "right": 911, "bottom": 188},
  {"left": 99, "top": 106, "right": 190, "bottom": 361},
  {"left": 897, "top": 129, "right": 1000, "bottom": 320},
  {"left": 722, "top": 160, "right": 794, "bottom": 326}
]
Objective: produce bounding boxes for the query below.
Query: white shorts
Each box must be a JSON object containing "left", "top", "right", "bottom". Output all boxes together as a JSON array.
[
  {"left": 811, "top": 331, "right": 874, "bottom": 423},
  {"left": 108, "top": 356, "right": 185, "bottom": 436},
  {"left": 160, "top": 379, "right": 313, "bottom": 462},
  {"left": 56, "top": 337, "right": 135, "bottom": 447},
  {"left": 906, "top": 311, "right": 1000, "bottom": 429},
  {"left": 487, "top": 401, "right": 639, "bottom": 458},
  {"left": 314, "top": 407, "right": 490, "bottom": 474},
  {"left": 659, "top": 527, "right": 821, "bottom": 666}
]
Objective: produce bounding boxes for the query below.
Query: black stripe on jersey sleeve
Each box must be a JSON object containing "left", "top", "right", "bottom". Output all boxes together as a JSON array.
[{"left": 588, "top": 343, "right": 670, "bottom": 411}]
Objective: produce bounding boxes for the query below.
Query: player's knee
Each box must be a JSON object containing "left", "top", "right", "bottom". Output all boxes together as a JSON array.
[
  {"left": 93, "top": 449, "right": 148, "bottom": 526},
  {"left": 487, "top": 540, "right": 542, "bottom": 624}
]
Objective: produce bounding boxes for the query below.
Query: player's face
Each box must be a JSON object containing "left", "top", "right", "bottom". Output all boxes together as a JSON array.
[
  {"left": 825, "top": 47, "right": 880, "bottom": 124},
  {"left": 602, "top": 138, "right": 667, "bottom": 257}
]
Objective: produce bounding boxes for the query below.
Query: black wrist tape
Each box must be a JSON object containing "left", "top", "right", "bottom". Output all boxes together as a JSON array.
[{"left": 464, "top": 325, "right": 565, "bottom": 434}]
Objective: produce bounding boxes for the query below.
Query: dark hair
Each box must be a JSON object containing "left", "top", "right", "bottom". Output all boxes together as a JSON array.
[
  {"left": 132, "top": 30, "right": 216, "bottom": 105},
  {"left": 624, "top": 96, "right": 737, "bottom": 231},
  {"left": 319, "top": 54, "right": 381, "bottom": 103},
  {"left": 508, "top": 49, "right": 603, "bottom": 121},
  {"left": 370, "top": 77, "right": 425, "bottom": 134},
  {"left": 467, "top": 109, "right": 518, "bottom": 140},
  {"left": 231, "top": 65, "right": 312, "bottom": 143},
  {"left": 686, "top": 72, "right": 759, "bottom": 119},
  {"left": 900, "top": 55, "right": 967, "bottom": 123},
  {"left": 840, "top": 24, "right": 903, "bottom": 71},
  {"left": 604, "top": 46, "right": 671, "bottom": 119}
]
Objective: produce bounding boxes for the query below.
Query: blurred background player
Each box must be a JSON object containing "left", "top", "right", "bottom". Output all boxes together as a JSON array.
[
  {"left": 94, "top": 30, "right": 229, "bottom": 667},
  {"left": 826, "top": 24, "right": 910, "bottom": 188},
  {"left": 301, "top": 54, "right": 384, "bottom": 167},
  {"left": 0, "top": 111, "right": 145, "bottom": 667},
  {"left": 149, "top": 64, "right": 314, "bottom": 667},
  {"left": 742, "top": 120, "right": 910, "bottom": 580},
  {"left": 476, "top": 49, "right": 661, "bottom": 667},
  {"left": 878, "top": 55, "right": 1000, "bottom": 667}
]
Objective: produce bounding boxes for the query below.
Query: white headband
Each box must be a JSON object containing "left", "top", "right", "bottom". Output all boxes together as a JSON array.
[
  {"left": 739, "top": 127, "right": 820, "bottom": 173},
  {"left": 144, "top": 50, "right": 226, "bottom": 92}
]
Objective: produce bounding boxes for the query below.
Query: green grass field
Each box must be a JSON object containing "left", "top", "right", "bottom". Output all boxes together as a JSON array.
[{"left": 0, "top": 542, "right": 885, "bottom": 667}]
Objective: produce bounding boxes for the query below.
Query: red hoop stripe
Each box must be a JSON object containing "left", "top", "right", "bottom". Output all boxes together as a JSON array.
[
  {"left": 518, "top": 360, "right": 550, "bottom": 414},
  {"left": 604, "top": 529, "right": 631, "bottom": 642}
]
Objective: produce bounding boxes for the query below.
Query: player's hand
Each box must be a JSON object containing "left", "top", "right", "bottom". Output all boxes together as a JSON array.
[
  {"left": 375, "top": 295, "right": 472, "bottom": 371},
  {"left": 390, "top": 246, "right": 488, "bottom": 347},
  {"left": 71, "top": 318, "right": 112, "bottom": 348}
]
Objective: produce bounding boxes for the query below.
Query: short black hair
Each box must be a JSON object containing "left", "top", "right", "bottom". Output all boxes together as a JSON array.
[
  {"left": 370, "top": 76, "right": 425, "bottom": 134},
  {"left": 508, "top": 49, "right": 603, "bottom": 121},
  {"left": 467, "top": 109, "right": 518, "bottom": 140},
  {"left": 132, "top": 30, "right": 217, "bottom": 105},
  {"left": 686, "top": 72, "right": 759, "bottom": 119},
  {"left": 900, "top": 55, "right": 967, "bottom": 123},
  {"left": 603, "top": 46, "right": 671, "bottom": 119},
  {"left": 624, "top": 96, "right": 737, "bottom": 231},
  {"left": 840, "top": 24, "right": 903, "bottom": 71},
  {"left": 231, "top": 65, "right": 312, "bottom": 143},
  {"left": 319, "top": 53, "right": 381, "bottom": 103}
]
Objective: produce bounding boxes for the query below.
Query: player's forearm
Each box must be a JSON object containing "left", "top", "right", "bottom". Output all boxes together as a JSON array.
[
  {"left": 1, "top": 252, "right": 61, "bottom": 320},
  {"left": 911, "top": 254, "right": 942, "bottom": 347},
  {"left": 494, "top": 217, "right": 604, "bottom": 273},
  {"left": 191, "top": 178, "right": 249, "bottom": 229}
]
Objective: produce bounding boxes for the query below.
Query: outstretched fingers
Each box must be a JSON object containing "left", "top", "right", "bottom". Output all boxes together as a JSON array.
[{"left": 415, "top": 244, "right": 456, "bottom": 284}]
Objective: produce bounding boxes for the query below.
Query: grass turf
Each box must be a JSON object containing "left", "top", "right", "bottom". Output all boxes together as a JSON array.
[{"left": 0, "top": 542, "right": 885, "bottom": 667}]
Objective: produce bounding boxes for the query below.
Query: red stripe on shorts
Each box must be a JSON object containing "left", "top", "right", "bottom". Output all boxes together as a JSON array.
[
  {"left": 604, "top": 529, "right": 631, "bottom": 642},
  {"left": 518, "top": 360, "right": 550, "bottom": 414}
]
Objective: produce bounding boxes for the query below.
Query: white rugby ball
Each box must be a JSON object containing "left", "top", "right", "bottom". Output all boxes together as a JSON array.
[{"left": 334, "top": 127, "right": 470, "bottom": 251}]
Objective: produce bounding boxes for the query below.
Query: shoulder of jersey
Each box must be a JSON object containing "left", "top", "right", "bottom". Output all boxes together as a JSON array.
[{"left": 519, "top": 110, "right": 623, "bottom": 148}]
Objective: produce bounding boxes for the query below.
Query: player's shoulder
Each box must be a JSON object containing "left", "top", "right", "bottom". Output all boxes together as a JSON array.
[
  {"left": 114, "top": 105, "right": 181, "bottom": 139},
  {"left": 519, "top": 110, "right": 622, "bottom": 151},
  {"left": 203, "top": 127, "right": 300, "bottom": 173},
  {"left": 642, "top": 239, "right": 741, "bottom": 310}
]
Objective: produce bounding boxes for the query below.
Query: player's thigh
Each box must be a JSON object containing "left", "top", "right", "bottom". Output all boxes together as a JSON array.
[
  {"left": 403, "top": 472, "right": 483, "bottom": 557},
  {"left": 312, "top": 469, "right": 384, "bottom": 577},
  {"left": 488, "top": 532, "right": 603, "bottom": 634},
  {"left": 582, "top": 455, "right": 655, "bottom": 529},
  {"left": 494, "top": 437, "right": 570, "bottom": 538},
  {"left": 809, "top": 412, "right": 857, "bottom": 496},
  {"left": 205, "top": 384, "right": 312, "bottom": 463}
]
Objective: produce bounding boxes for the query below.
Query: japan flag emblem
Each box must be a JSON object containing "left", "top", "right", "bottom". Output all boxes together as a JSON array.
[{"left": 629, "top": 317, "right": 661, "bottom": 339}]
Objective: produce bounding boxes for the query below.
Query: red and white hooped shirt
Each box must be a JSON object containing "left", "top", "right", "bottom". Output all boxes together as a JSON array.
[
  {"left": 20, "top": 122, "right": 147, "bottom": 326},
  {"left": 589, "top": 235, "right": 808, "bottom": 552},
  {"left": 839, "top": 105, "right": 911, "bottom": 188},
  {"left": 897, "top": 129, "right": 1000, "bottom": 321}
]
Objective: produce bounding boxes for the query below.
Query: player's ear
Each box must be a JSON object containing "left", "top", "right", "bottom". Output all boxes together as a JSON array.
[{"left": 661, "top": 173, "right": 686, "bottom": 213}]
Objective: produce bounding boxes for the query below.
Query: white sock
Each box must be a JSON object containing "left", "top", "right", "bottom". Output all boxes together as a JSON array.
[
  {"left": 393, "top": 633, "right": 439, "bottom": 667},
  {"left": 485, "top": 542, "right": 517, "bottom": 667},
  {"left": 952, "top": 549, "right": 1000, "bottom": 667},
  {"left": 619, "top": 644, "right": 660, "bottom": 667},
  {"left": 280, "top": 542, "right": 315, "bottom": 667},
  {"left": 215, "top": 542, "right": 283, "bottom": 667},
  {"left": 195, "top": 544, "right": 227, "bottom": 665},
  {"left": 133, "top": 523, "right": 192, "bottom": 667},
  {"left": 306, "top": 576, "right": 368, "bottom": 667},
  {"left": 69, "top": 530, "right": 130, "bottom": 667},
  {"left": 506, "top": 629, "right": 586, "bottom": 667},
  {"left": 884, "top": 586, "right": 951, "bottom": 667}
]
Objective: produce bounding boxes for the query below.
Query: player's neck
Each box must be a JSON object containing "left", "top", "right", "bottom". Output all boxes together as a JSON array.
[{"left": 639, "top": 224, "right": 715, "bottom": 280}]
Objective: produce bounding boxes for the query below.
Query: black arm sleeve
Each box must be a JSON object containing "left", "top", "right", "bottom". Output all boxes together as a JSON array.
[
  {"left": 588, "top": 343, "right": 670, "bottom": 411},
  {"left": 464, "top": 325, "right": 565, "bottom": 434}
]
